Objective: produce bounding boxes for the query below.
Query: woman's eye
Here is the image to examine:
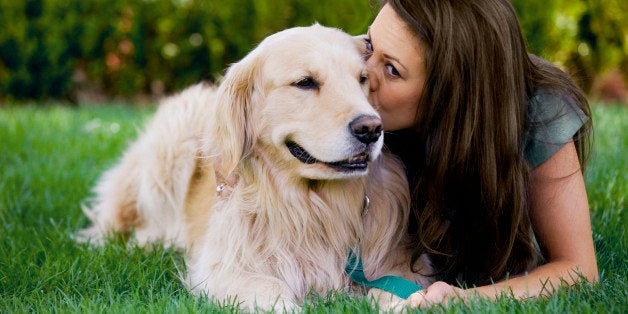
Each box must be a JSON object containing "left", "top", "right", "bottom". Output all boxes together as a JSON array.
[
  {"left": 364, "top": 38, "right": 373, "bottom": 53},
  {"left": 293, "top": 76, "right": 319, "bottom": 90},
  {"left": 386, "top": 64, "right": 400, "bottom": 78}
]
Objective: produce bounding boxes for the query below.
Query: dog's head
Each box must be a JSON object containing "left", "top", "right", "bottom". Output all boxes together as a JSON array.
[{"left": 211, "top": 24, "right": 381, "bottom": 180}]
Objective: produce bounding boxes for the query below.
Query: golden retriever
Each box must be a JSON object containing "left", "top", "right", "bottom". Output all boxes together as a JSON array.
[{"left": 77, "top": 24, "right": 431, "bottom": 311}]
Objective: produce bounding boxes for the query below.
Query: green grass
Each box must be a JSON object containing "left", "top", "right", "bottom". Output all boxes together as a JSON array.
[{"left": 1, "top": 103, "right": 626, "bottom": 313}]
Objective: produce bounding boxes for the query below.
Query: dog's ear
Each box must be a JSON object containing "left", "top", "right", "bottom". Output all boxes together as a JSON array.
[{"left": 212, "top": 49, "right": 261, "bottom": 175}]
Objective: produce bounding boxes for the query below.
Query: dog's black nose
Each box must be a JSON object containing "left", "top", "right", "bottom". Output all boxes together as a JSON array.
[{"left": 349, "top": 115, "right": 382, "bottom": 145}]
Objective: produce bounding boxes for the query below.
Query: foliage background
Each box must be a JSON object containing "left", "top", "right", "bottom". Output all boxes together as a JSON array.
[{"left": 0, "top": 0, "right": 626, "bottom": 102}]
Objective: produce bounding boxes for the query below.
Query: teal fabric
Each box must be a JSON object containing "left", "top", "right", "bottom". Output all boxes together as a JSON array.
[
  {"left": 523, "top": 90, "right": 588, "bottom": 168},
  {"left": 346, "top": 251, "right": 423, "bottom": 299}
]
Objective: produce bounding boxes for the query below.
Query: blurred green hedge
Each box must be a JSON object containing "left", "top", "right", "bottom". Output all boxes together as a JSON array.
[
  {"left": 0, "top": 0, "right": 625, "bottom": 101},
  {"left": 512, "top": 0, "right": 627, "bottom": 94}
]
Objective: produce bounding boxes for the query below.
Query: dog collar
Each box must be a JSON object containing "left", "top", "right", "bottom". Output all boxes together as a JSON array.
[{"left": 346, "top": 251, "right": 422, "bottom": 299}]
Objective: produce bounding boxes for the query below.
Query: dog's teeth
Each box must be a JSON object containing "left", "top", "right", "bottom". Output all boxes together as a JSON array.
[{"left": 348, "top": 153, "right": 368, "bottom": 163}]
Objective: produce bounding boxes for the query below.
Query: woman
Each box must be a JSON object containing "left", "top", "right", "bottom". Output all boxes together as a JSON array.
[{"left": 363, "top": 0, "right": 598, "bottom": 307}]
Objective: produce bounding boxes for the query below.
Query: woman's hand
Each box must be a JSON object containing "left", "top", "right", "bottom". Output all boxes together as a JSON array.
[{"left": 405, "top": 281, "right": 466, "bottom": 308}]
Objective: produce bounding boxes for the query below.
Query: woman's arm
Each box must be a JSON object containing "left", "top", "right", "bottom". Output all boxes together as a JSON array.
[{"left": 406, "top": 141, "right": 598, "bottom": 307}]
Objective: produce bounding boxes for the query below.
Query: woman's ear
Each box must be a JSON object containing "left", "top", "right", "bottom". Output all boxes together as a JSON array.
[{"left": 211, "top": 49, "right": 261, "bottom": 175}]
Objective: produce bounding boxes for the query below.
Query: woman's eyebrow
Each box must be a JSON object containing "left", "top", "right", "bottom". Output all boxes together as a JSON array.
[
  {"left": 368, "top": 25, "right": 408, "bottom": 72},
  {"left": 385, "top": 54, "right": 408, "bottom": 73}
]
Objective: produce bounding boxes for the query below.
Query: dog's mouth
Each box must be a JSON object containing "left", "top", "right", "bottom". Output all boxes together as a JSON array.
[{"left": 286, "top": 141, "right": 369, "bottom": 172}]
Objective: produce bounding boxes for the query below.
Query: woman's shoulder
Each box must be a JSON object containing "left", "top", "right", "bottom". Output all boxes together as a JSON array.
[
  {"left": 527, "top": 88, "right": 587, "bottom": 120},
  {"left": 523, "top": 88, "right": 589, "bottom": 168}
]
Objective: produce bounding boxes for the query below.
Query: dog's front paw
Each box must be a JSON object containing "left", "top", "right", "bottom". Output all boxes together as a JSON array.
[
  {"left": 250, "top": 296, "right": 300, "bottom": 313},
  {"left": 368, "top": 288, "right": 406, "bottom": 312}
]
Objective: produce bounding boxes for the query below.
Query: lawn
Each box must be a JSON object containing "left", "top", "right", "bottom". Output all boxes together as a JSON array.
[{"left": 0, "top": 102, "right": 626, "bottom": 313}]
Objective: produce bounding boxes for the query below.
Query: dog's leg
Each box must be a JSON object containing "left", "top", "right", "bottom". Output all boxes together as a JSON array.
[
  {"left": 358, "top": 153, "right": 434, "bottom": 308},
  {"left": 186, "top": 263, "right": 300, "bottom": 312},
  {"left": 77, "top": 84, "right": 213, "bottom": 249},
  {"left": 368, "top": 288, "right": 406, "bottom": 311}
]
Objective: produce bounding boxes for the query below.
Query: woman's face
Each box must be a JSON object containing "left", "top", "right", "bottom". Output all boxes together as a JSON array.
[{"left": 365, "top": 4, "right": 427, "bottom": 131}]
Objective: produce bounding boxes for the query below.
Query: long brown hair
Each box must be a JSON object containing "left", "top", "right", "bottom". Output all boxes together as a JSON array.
[{"left": 381, "top": 0, "right": 592, "bottom": 286}]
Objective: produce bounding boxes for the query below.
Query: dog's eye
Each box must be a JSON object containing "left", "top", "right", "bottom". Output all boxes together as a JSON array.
[
  {"left": 293, "top": 77, "right": 319, "bottom": 90},
  {"left": 359, "top": 74, "right": 368, "bottom": 85}
]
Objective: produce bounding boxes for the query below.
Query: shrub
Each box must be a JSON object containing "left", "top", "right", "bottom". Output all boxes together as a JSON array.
[
  {"left": 0, "top": 0, "right": 376, "bottom": 101},
  {"left": 512, "top": 0, "right": 627, "bottom": 92},
  {"left": 0, "top": 0, "right": 624, "bottom": 101}
]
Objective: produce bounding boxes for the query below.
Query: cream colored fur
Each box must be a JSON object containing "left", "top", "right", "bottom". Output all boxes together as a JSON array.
[{"left": 77, "top": 24, "right": 432, "bottom": 311}]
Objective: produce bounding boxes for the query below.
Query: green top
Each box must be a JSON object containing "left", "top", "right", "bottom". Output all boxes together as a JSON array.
[{"left": 523, "top": 89, "right": 589, "bottom": 168}]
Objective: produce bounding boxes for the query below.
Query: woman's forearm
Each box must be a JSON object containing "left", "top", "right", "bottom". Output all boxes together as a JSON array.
[{"left": 470, "top": 260, "right": 598, "bottom": 300}]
